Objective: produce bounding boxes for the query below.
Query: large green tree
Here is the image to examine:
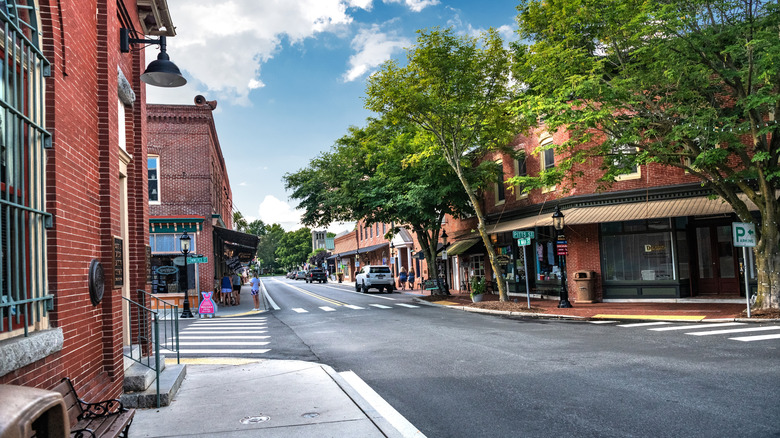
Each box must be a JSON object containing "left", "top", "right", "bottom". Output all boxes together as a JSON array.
[
  {"left": 364, "top": 28, "right": 521, "bottom": 301},
  {"left": 285, "top": 117, "right": 477, "bottom": 290},
  {"left": 276, "top": 227, "right": 313, "bottom": 270},
  {"left": 513, "top": 0, "right": 780, "bottom": 309}
]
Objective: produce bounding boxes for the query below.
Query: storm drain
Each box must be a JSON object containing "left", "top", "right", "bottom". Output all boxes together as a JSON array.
[
  {"left": 240, "top": 415, "right": 270, "bottom": 424},
  {"left": 301, "top": 412, "right": 320, "bottom": 419}
]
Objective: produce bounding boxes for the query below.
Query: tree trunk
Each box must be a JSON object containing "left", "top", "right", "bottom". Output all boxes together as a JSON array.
[
  {"left": 754, "top": 221, "right": 780, "bottom": 310},
  {"left": 454, "top": 170, "right": 508, "bottom": 302}
]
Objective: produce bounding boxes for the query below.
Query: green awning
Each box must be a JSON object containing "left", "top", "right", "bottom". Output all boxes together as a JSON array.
[
  {"left": 446, "top": 238, "right": 481, "bottom": 256},
  {"left": 149, "top": 216, "right": 205, "bottom": 234}
]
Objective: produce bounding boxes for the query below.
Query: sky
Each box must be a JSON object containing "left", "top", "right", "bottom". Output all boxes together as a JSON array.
[{"left": 147, "top": 0, "right": 520, "bottom": 233}]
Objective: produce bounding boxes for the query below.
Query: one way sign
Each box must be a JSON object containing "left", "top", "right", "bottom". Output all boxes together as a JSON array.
[{"left": 732, "top": 222, "right": 757, "bottom": 247}]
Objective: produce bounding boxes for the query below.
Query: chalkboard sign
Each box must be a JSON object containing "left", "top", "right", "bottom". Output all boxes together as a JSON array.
[{"left": 113, "top": 237, "right": 124, "bottom": 287}]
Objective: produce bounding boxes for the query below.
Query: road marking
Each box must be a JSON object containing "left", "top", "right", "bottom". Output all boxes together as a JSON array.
[
  {"left": 396, "top": 304, "right": 419, "bottom": 308},
  {"left": 617, "top": 322, "right": 673, "bottom": 328},
  {"left": 181, "top": 330, "right": 264, "bottom": 334},
  {"left": 279, "top": 282, "right": 347, "bottom": 306},
  {"left": 730, "top": 333, "right": 780, "bottom": 342},
  {"left": 686, "top": 326, "right": 780, "bottom": 336},
  {"left": 292, "top": 308, "right": 308, "bottom": 313},
  {"left": 596, "top": 314, "right": 706, "bottom": 321},
  {"left": 649, "top": 322, "right": 745, "bottom": 331},
  {"left": 370, "top": 304, "right": 392, "bottom": 309},
  {"left": 184, "top": 327, "right": 266, "bottom": 331},
  {"left": 187, "top": 323, "right": 267, "bottom": 327},
  {"left": 320, "top": 306, "right": 336, "bottom": 312},
  {"left": 179, "top": 335, "right": 269, "bottom": 339},
  {"left": 588, "top": 320, "right": 617, "bottom": 324},
  {"left": 340, "top": 371, "right": 427, "bottom": 438},
  {"left": 178, "top": 341, "right": 270, "bottom": 346},
  {"left": 261, "top": 280, "right": 281, "bottom": 310},
  {"left": 177, "top": 349, "right": 271, "bottom": 354},
  {"left": 321, "top": 284, "right": 397, "bottom": 300},
  {"left": 344, "top": 305, "right": 364, "bottom": 310}
]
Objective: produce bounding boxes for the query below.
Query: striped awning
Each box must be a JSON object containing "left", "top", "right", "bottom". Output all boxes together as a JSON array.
[{"left": 487, "top": 194, "right": 757, "bottom": 234}]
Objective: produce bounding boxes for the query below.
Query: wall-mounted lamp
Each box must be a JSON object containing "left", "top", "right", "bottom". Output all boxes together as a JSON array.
[{"left": 120, "top": 28, "right": 187, "bottom": 88}]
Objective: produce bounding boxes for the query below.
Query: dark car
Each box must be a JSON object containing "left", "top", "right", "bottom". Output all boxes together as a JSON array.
[{"left": 306, "top": 268, "right": 328, "bottom": 283}]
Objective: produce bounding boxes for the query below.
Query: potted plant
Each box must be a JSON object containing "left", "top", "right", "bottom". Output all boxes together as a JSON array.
[{"left": 470, "top": 277, "right": 486, "bottom": 303}]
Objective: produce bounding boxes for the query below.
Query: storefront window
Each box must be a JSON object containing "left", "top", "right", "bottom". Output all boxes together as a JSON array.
[{"left": 601, "top": 219, "right": 676, "bottom": 281}]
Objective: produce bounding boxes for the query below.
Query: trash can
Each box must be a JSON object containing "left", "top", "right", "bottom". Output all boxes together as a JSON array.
[
  {"left": 573, "top": 271, "right": 596, "bottom": 303},
  {"left": 0, "top": 384, "right": 69, "bottom": 438}
]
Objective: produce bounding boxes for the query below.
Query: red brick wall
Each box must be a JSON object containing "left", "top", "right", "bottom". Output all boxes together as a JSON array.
[{"left": 0, "top": 0, "right": 149, "bottom": 401}]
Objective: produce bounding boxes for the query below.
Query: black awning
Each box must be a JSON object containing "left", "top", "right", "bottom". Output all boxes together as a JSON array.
[{"left": 214, "top": 227, "right": 260, "bottom": 262}]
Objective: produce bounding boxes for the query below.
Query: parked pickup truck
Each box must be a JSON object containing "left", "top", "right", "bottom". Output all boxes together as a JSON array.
[{"left": 306, "top": 268, "right": 328, "bottom": 283}]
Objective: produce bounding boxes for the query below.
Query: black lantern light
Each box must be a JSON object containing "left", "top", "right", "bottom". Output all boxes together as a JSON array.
[
  {"left": 120, "top": 28, "right": 187, "bottom": 88},
  {"left": 552, "top": 206, "right": 572, "bottom": 308},
  {"left": 179, "top": 231, "right": 194, "bottom": 318}
]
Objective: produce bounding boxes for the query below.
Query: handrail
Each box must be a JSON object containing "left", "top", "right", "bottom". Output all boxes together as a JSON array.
[{"left": 122, "top": 290, "right": 180, "bottom": 408}]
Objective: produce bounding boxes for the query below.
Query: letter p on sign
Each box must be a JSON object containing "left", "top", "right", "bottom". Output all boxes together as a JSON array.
[{"left": 732, "top": 222, "right": 757, "bottom": 247}]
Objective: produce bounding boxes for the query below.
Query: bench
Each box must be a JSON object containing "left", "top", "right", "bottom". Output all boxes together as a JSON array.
[{"left": 52, "top": 378, "right": 135, "bottom": 438}]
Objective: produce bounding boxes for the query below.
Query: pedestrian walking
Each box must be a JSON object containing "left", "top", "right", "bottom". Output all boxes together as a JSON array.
[
  {"left": 250, "top": 273, "right": 261, "bottom": 311},
  {"left": 408, "top": 269, "right": 416, "bottom": 291},
  {"left": 232, "top": 272, "right": 242, "bottom": 305},
  {"left": 220, "top": 274, "right": 233, "bottom": 306},
  {"left": 398, "top": 266, "right": 407, "bottom": 291}
]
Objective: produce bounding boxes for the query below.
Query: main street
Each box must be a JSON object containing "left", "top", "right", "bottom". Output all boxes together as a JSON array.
[{"left": 181, "top": 276, "right": 779, "bottom": 437}]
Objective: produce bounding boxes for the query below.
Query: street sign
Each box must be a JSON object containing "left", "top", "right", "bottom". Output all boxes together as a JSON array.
[
  {"left": 517, "top": 238, "right": 531, "bottom": 246},
  {"left": 732, "top": 222, "right": 757, "bottom": 247},
  {"left": 512, "top": 230, "right": 535, "bottom": 239},
  {"left": 188, "top": 256, "right": 208, "bottom": 264}
]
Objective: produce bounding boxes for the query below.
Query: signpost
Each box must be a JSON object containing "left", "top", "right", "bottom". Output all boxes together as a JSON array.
[
  {"left": 187, "top": 256, "right": 208, "bottom": 264},
  {"left": 514, "top": 231, "right": 534, "bottom": 309},
  {"left": 513, "top": 230, "right": 535, "bottom": 239},
  {"left": 732, "top": 222, "right": 756, "bottom": 317}
]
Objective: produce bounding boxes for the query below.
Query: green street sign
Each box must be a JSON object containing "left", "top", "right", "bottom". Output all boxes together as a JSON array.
[
  {"left": 732, "top": 222, "right": 756, "bottom": 247},
  {"left": 512, "top": 231, "right": 535, "bottom": 239},
  {"left": 188, "top": 256, "right": 208, "bottom": 264},
  {"left": 517, "top": 238, "right": 531, "bottom": 246}
]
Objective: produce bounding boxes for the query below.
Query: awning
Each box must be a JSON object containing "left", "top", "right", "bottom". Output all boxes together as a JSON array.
[
  {"left": 213, "top": 227, "right": 260, "bottom": 262},
  {"left": 149, "top": 215, "right": 205, "bottom": 233},
  {"left": 446, "top": 238, "right": 481, "bottom": 256},
  {"left": 488, "top": 194, "right": 758, "bottom": 234},
  {"left": 331, "top": 242, "right": 389, "bottom": 258}
]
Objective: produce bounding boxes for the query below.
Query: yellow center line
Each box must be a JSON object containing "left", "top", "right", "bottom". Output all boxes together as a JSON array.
[{"left": 286, "top": 284, "right": 346, "bottom": 306}]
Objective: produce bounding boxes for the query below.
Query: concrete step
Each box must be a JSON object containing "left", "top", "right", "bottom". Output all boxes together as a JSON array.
[
  {"left": 123, "top": 356, "right": 167, "bottom": 392},
  {"left": 123, "top": 345, "right": 141, "bottom": 371},
  {"left": 121, "top": 363, "right": 186, "bottom": 408}
]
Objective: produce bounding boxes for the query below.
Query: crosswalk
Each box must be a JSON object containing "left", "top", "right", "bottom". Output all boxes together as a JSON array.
[
  {"left": 281, "top": 303, "right": 420, "bottom": 313},
  {"left": 590, "top": 320, "right": 780, "bottom": 343},
  {"left": 175, "top": 318, "right": 271, "bottom": 356}
]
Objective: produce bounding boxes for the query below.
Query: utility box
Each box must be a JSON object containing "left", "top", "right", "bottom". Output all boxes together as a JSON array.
[
  {"left": 573, "top": 270, "right": 596, "bottom": 303},
  {"left": 0, "top": 384, "right": 69, "bottom": 438}
]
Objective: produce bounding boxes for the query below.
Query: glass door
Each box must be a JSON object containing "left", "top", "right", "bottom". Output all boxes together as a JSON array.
[{"left": 695, "top": 225, "right": 739, "bottom": 295}]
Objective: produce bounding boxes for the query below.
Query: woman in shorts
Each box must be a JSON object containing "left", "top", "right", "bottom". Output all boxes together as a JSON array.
[
  {"left": 232, "top": 273, "right": 242, "bottom": 305},
  {"left": 250, "top": 273, "right": 261, "bottom": 311},
  {"left": 220, "top": 274, "right": 233, "bottom": 306}
]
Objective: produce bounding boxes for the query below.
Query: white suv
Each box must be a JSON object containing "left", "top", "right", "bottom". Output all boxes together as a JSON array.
[{"left": 355, "top": 265, "right": 394, "bottom": 293}]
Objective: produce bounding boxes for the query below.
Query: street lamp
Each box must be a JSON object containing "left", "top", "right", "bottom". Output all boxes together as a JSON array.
[
  {"left": 552, "top": 206, "right": 572, "bottom": 308},
  {"left": 180, "top": 231, "right": 194, "bottom": 318},
  {"left": 390, "top": 242, "right": 396, "bottom": 287}
]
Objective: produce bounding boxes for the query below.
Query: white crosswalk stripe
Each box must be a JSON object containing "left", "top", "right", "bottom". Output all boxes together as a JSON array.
[
  {"left": 292, "top": 308, "right": 308, "bottom": 313},
  {"left": 604, "top": 320, "right": 780, "bottom": 343},
  {"left": 320, "top": 306, "right": 337, "bottom": 312},
  {"left": 649, "top": 322, "right": 745, "bottom": 331},
  {"left": 617, "top": 322, "right": 672, "bottom": 328},
  {"left": 344, "top": 305, "right": 364, "bottom": 310},
  {"left": 686, "top": 326, "right": 780, "bottom": 336},
  {"left": 731, "top": 333, "right": 780, "bottom": 342},
  {"left": 177, "top": 319, "right": 272, "bottom": 357},
  {"left": 370, "top": 304, "right": 392, "bottom": 309},
  {"left": 395, "top": 304, "right": 419, "bottom": 308}
]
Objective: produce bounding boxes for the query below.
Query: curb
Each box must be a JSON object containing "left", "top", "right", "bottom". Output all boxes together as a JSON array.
[{"left": 412, "top": 298, "right": 778, "bottom": 323}]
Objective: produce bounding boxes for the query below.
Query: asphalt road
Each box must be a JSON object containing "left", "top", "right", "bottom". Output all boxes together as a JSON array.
[{"left": 257, "top": 276, "right": 780, "bottom": 438}]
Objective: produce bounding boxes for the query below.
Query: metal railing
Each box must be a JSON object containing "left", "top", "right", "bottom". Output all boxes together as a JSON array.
[{"left": 122, "top": 290, "right": 180, "bottom": 408}]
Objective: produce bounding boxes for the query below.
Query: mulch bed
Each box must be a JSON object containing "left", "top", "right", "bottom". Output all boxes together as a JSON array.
[{"left": 740, "top": 308, "right": 780, "bottom": 319}]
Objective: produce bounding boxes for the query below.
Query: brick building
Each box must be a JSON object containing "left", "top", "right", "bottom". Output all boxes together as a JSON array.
[
  {"left": 147, "top": 100, "right": 258, "bottom": 307},
  {"left": 0, "top": 0, "right": 179, "bottom": 403}
]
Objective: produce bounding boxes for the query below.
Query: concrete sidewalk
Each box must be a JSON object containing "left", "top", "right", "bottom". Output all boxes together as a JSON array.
[{"left": 132, "top": 359, "right": 421, "bottom": 438}]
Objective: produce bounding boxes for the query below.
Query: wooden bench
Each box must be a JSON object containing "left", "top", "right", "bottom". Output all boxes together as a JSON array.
[{"left": 52, "top": 378, "right": 135, "bottom": 438}]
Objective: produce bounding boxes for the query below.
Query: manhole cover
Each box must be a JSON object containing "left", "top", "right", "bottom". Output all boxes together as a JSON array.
[
  {"left": 301, "top": 412, "right": 320, "bottom": 419},
  {"left": 240, "top": 416, "right": 270, "bottom": 424}
]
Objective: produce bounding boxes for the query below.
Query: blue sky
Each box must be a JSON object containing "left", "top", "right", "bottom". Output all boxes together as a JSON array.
[{"left": 147, "top": 0, "right": 520, "bottom": 233}]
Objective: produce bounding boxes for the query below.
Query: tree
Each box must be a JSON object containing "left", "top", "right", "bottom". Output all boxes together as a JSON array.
[
  {"left": 256, "top": 223, "right": 285, "bottom": 273},
  {"left": 308, "top": 248, "right": 330, "bottom": 268},
  {"left": 513, "top": 0, "right": 780, "bottom": 309},
  {"left": 364, "top": 28, "right": 521, "bottom": 301},
  {"left": 276, "top": 227, "right": 313, "bottom": 270},
  {"left": 284, "top": 117, "right": 477, "bottom": 290},
  {"left": 232, "top": 211, "right": 249, "bottom": 232}
]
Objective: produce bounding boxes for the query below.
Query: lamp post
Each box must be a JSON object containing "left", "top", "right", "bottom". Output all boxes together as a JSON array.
[
  {"left": 441, "top": 230, "right": 449, "bottom": 294},
  {"left": 390, "top": 242, "right": 396, "bottom": 288},
  {"left": 180, "top": 231, "right": 194, "bottom": 318},
  {"left": 552, "top": 206, "right": 572, "bottom": 308}
]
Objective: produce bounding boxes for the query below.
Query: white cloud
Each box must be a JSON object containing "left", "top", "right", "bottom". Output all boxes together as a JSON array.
[
  {"left": 344, "top": 25, "right": 410, "bottom": 82},
  {"left": 383, "top": 0, "right": 439, "bottom": 12},
  {"left": 258, "top": 195, "right": 304, "bottom": 230},
  {"left": 148, "top": 0, "right": 373, "bottom": 106}
]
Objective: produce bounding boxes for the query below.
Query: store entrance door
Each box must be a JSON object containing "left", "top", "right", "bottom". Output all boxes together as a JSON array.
[{"left": 695, "top": 225, "right": 739, "bottom": 295}]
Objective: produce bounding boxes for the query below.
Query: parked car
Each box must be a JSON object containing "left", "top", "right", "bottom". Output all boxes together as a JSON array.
[
  {"left": 355, "top": 265, "right": 394, "bottom": 293},
  {"left": 295, "top": 271, "right": 307, "bottom": 280},
  {"left": 286, "top": 271, "right": 296, "bottom": 279},
  {"left": 306, "top": 268, "right": 328, "bottom": 283}
]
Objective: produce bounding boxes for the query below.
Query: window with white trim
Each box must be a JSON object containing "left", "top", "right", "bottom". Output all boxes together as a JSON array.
[
  {"left": 611, "top": 142, "right": 640, "bottom": 180},
  {"left": 540, "top": 135, "right": 556, "bottom": 193},
  {"left": 494, "top": 159, "right": 505, "bottom": 205},
  {"left": 514, "top": 156, "right": 528, "bottom": 199}
]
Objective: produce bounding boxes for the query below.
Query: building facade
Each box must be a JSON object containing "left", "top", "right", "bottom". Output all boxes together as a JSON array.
[{"left": 0, "top": 0, "right": 175, "bottom": 401}]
